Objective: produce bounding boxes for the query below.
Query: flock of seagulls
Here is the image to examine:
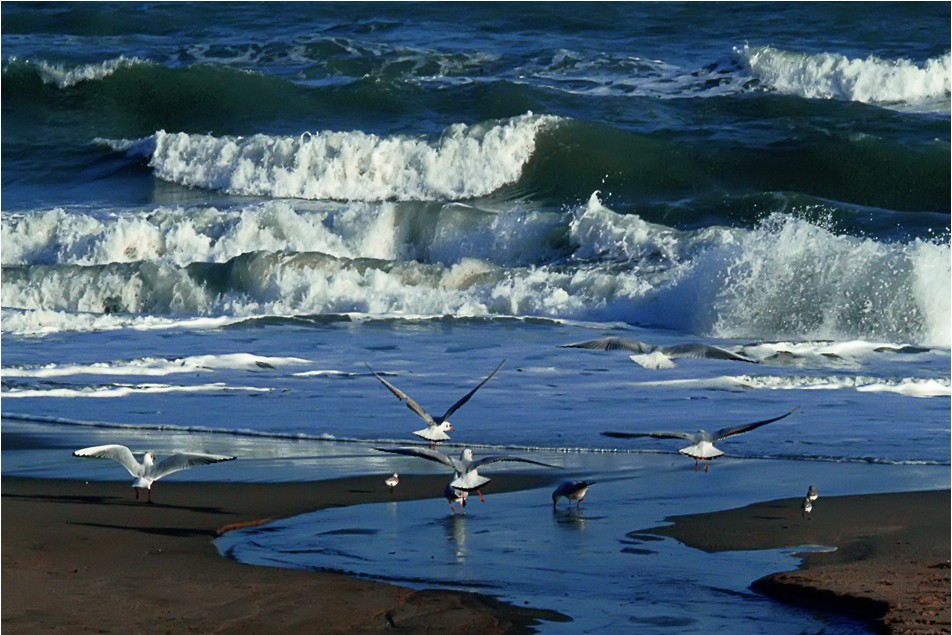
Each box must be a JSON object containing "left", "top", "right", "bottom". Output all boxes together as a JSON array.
[{"left": 71, "top": 336, "right": 814, "bottom": 518}]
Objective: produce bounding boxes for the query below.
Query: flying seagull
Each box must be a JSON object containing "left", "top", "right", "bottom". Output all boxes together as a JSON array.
[
  {"left": 602, "top": 407, "right": 799, "bottom": 471},
  {"left": 366, "top": 361, "right": 505, "bottom": 444},
  {"left": 552, "top": 480, "right": 595, "bottom": 509},
  {"left": 561, "top": 336, "right": 758, "bottom": 368},
  {"left": 375, "top": 446, "right": 560, "bottom": 502},
  {"left": 73, "top": 444, "right": 236, "bottom": 502}
]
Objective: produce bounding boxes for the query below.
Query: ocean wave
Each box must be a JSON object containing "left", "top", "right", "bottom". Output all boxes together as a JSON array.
[
  {"left": 736, "top": 45, "right": 951, "bottom": 110},
  {"left": 2, "top": 195, "right": 948, "bottom": 345},
  {"left": 633, "top": 374, "right": 951, "bottom": 398},
  {"left": 1, "top": 382, "right": 273, "bottom": 399},
  {"left": 2, "top": 55, "right": 147, "bottom": 88},
  {"left": 2, "top": 353, "right": 309, "bottom": 378},
  {"left": 103, "top": 113, "right": 559, "bottom": 202}
]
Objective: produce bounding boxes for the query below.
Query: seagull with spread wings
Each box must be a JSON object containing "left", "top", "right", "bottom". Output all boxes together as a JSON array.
[
  {"left": 366, "top": 361, "right": 505, "bottom": 444},
  {"left": 561, "top": 336, "right": 758, "bottom": 369},
  {"left": 376, "top": 446, "right": 559, "bottom": 502},
  {"left": 73, "top": 444, "right": 236, "bottom": 502},
  {"left": 602, "top": 408, "right": 799, "bottom": 471}
]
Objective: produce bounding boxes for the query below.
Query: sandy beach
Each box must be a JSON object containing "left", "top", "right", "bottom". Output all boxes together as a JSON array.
[
  {"left": 2, "top": 474, "right": 567, "bottom": 635},
  {"left": 646, "top": 490, "right": 951, "bottom": 635},
  {"left": 3, "top": 472, "right": 948, "bottom": 634}
]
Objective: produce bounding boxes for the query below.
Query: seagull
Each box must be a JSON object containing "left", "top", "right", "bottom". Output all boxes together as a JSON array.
[
  {"left": 385, "top": 473, "right": 400, "bottom": 493},
  {"left": 602, "top": 407, "right": 799, "bottom": 471},
  {"left": 445, "top": 481, "right": 469, "bottom": 514},
  {"left": 801, "top": 496, "right": 813, "bottom": 519},
  {"left": 73, "top": 444, "right": 236, "bottom": 502},
  {"left": 806, "top": 485, "right": 818, "bottom": 501},
  {"left": 561, "top": 336, "right": 758, "bottom": 369},
  {"left": 552, "top": 480, "right": 595, "bottom": 509},
  {"left": 366, "top": 361, "right": 505, "bottom": 444},
  {"left": 375, "top": 446, "right": 560, "bottom": 502}
]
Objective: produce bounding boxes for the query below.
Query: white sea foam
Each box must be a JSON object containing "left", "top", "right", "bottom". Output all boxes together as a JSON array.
[
  {"left": 2, "top": 353, "right": 308, "bottom": 378},
  {"left": 736, "top": 45, "right": 951, "bottom": 110},
  {"left": 3, "top": 196, "right": 947, "bottom": 347},
  {"left": 634, "top": 374, "right": 951, "bottom": 398},
  {"left": 20, "top": 56, "right": 146, "bottom": 88},
  {"left": 1, "top": 382, "right": 273, "bottom": 399},
  {"left": 112, "top": 113, "right": 557, "bottom": 201}
]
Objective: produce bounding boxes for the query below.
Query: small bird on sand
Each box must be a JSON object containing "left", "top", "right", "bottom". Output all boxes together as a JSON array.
[
  {"left": 385, "top": 473, "right": 400, "bottom": 492},
  {"left": 602, "top": 408, "right": 799, "bottom": 471},
  {"left": 552, "top": 480, "right": 595, "bottom": 509},
  {"left": 73, "top": 444, "right": 235, "bottom": 503},
  {"left": 801, "top": 496, "right": 813, "bottom": 519},
  {"left": 366, "top": 361, "right": 505, "bottom": 444},
  {"left": 561, "top": 336, "right": 758, "bottom": 369},
  {"left": 375, "top": 446, "right": 560, "bottom": 503},
  {"left": 445, "top": 481, "right": 469, "bottom": 514},
  {"left": 806, "top": 485, "right": 818, "bottom": 501}
]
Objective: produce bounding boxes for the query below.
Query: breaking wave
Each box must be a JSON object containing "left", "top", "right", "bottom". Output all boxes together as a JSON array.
[{"left": 737, "top": 45, "right": 951, "bottom": 110}]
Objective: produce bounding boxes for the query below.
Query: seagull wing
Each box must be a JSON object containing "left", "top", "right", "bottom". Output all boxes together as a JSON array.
[
  {"left": 439, "top": 360, "right": 505, "bottom": 421},
  {"left": 714, "top": 407, "right": 799, "bottom": 441},
  {"left": 152, "top": 453, "right": 235, "bottom": 480},
  {"left": 374, "top": 446, "right": 457, "bottom": 470},
  {"left": 561, "top": 337, "right": 653, "bottom": 353},
  {"left": 470, "top": 455, "right": 562, "bottom": 470},
  {"left": 73, "top": 444, "right": 141, "bottom": 477},
  {"left": 601, "top": 430, "right": 694, "bottom": 440},
  {"left": 365, "top": 363, "right": 435, "bottom": 426},
  {"left": 661, "top": 343, "right": 759, "bottom": 363}
]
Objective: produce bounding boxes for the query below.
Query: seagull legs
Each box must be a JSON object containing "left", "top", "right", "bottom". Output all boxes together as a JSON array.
[{"left": 477, "top": 489, "right": 485, "bottom": 503}]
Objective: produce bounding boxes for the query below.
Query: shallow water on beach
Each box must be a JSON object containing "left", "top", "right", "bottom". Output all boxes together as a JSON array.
[{"left": 213, "top": 457, "right": 947, "bottom": 635}]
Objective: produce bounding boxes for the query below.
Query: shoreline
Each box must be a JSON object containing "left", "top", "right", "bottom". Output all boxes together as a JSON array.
[
  {"left": 3, "top": 476, "right": 948, "bottom": 634},
  {"left": 1, "top": 474, "right": 568, "bottom": 635},
  {"left": 643, "top": 490, "right": 951, "bottom": 634}
]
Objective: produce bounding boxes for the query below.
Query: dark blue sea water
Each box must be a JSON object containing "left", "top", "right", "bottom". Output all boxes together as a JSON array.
[{"left": 2, "top": 3, "right": 950, "bottom": 633}]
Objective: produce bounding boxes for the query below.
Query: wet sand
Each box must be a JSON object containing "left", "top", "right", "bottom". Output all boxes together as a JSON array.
[
  {"left": 644, "top": 490, "right": 951, "bottom": 635},
  {"left": 1, "top": 474, "right": 568, "bottom": 635},
  {"left": 4, "top": 475, "right": 948, "bottom": 634}
]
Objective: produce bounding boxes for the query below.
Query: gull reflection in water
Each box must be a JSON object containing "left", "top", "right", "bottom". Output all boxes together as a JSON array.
[{"left": 443, "top": 514, "right": 468, "bottom": 562}]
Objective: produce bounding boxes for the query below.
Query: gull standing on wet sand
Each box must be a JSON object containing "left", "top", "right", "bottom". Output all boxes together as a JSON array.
[
  {"left": 602, "top": 408, "right": 799, "bottom": 471},
  {"left": 73, "top": 444, "right": 236, "bottom": 503},
  {"left": 385, "top": 473, "right": 400, "bottom": 492},
  {"left": 552, "top": 480, "right": 595, "bottom": 509},
  {"left": 366, "top": 361, "right": 505, "bottom": 444},
  {"left": 801, "top": 496, "right": 814, "bottom": 519},
  {"left": 376, "top": 446, "right": 560, "bottom": 503}
]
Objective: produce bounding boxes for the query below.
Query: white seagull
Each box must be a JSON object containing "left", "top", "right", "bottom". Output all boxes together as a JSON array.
[
  {"left": 602, "top": 408, "right": 799, "bottom": 471},
  {"left": 366, "top": 361, "right": 505, "bottom": 444},
  {"left": 552, "top": 480, "right": 595, "bottom": 509},
  {"left": 561, "top": 336, "right": 758, "bottom": 369},
  {"left": 444, "top": 481, "right": 469, "bottom": 514},
  {"left": 73, "top": 444, "right": 236, "bottom": 502},
  {"left": 806, "top": 484, "right": 818, "bottom": 501},
  {"left": 385, "top": 473, "right": 400, "bottom": 492},
  {"left": 375, "top": 446, "right": 559, "bottom": 502}
]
